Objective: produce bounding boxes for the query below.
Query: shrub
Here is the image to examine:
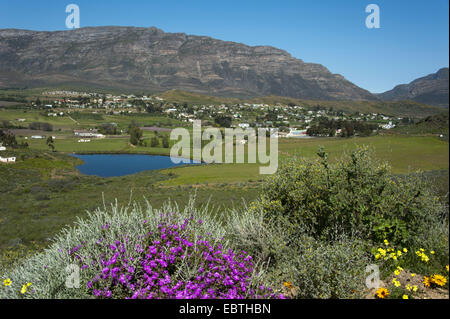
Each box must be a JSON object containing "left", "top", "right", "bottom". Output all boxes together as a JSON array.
[
  {"left": 0, "top": 198, "right": 281, "bottom": 299},
  {"left": 226, "top": 207, "right": 370, "bottom": 299},
  {"left": 250, "top": 146, "right": 445, "bottom": 246}
]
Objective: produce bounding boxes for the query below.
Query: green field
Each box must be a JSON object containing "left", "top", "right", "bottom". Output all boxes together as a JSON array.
[{"left": 1, "top": 106, "right": 449, "bottom": 269}]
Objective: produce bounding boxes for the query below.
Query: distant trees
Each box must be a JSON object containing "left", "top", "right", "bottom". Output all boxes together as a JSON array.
[
  {"left": 98, "top": 123, "right": 119, "bottom": 135},
  {"left": 162, "top": 135, "right": 170, "bottom": 148},
  {"left": 46, "top": 136, "right": 55, "bottom": 152},
  {"left": 29, "top": 122, "right": 53, "bottom": 132},
  {"left": 307, "top": 118, "right": 377, "bottom": 137},
  {"left": 150, "top": 136, "right": 159, "bottom": 147},
  {"left": 0, "top": 129, "right": 27, "bottom": 149},
  {"left": 214, "top": 115, "right": 232, "bottom": 128},
  {"left": 0, "top": 129, "right": 17, "bottom": 148},
  {"left": 129, "top": 122, "right": 144, "bottom": 146}
]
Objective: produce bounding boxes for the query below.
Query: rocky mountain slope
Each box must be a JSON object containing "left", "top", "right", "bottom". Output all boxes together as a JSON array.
[
  {"left": 0, "top": 26, "right": 377, "bottom": 100},
  {"left": 379, "top": 68, "right": 449, "bottom": 108}
]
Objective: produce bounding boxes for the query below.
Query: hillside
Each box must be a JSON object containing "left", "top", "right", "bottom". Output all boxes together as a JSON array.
[
  {"left": 156, "top": 90, "right": 444, "bottom": 118},
  {"left": 0, "top": 26, "right": 377, "bottom": 101},
  {"left": 379, "top": 68, "right": 449, "bottom": 108}
]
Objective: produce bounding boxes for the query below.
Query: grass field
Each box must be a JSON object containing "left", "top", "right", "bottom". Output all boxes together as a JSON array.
[{"left": 1, "top": 106, "right": 449, "bottom": 270}]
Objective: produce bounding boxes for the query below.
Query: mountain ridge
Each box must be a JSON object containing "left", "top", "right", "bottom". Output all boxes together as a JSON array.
[
  {"left": 378, "top": 68, "right": 449, "bottom": 108},
  {"left": 0, "top": 26, "right": 376, "bottom": 101}
]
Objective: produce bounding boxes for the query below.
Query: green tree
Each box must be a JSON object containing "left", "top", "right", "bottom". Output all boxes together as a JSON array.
[
  {"left": 150, "top": 137, "right": 159, "bottom": 147},
  {"left": 129, "top": 127, "right": 144, "bottom": 146},
  {"left": 46, "top": 136, "right": 55, "bottom": 152},
  {"left": 162, "top": 135, "right": 170, "bottom": 148}
]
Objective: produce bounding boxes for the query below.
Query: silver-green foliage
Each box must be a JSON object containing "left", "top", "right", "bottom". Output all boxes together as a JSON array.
[
  {"left": 0, "top": 198, "right": 234, "bottom": 299},
  {"left": 251, "top": 146, "right": 445, "bottom": 245}
]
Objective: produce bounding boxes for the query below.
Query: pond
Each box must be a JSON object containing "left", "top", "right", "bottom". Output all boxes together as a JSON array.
[{"left": 71, "top": 154, "right": 200, "bottom": 178}]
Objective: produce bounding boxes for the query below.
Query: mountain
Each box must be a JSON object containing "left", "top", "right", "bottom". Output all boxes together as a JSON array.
[
  {"left": 0, "top": 26, "right": 377, "bottom": 101},
  {"left": 378, "top": 68, "right": 449, "bottom": 108}
]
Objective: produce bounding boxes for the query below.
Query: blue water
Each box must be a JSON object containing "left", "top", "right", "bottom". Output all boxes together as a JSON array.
[{"left": 71, "top": 154, "right": 199, "bottom": 177}]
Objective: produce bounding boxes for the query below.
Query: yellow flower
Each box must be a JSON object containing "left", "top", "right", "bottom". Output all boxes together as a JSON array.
[
  {"left": 402, "top": 295, "right": 409, "bottom": 299},
  {"left": 392, "top": 278, "right": 401, "bottom": 287},
  {"left": 375, "top": 287, "right": 389, "bottom": 299},
  {"left": 446, "top": 265, "right": 449, "bottom": 272},
  {"left": 412, "top": 285, "right": 418, "bottom": 292},
  {"left": 411, "top": 273, "right": 416, "bottom": 277},
  {"left": 430, "top": 274, "right": 447, "bottom": 287},
  {"left": 423, "top": 276, "right": 431, "bottom": 288},
  {"left": 20, "top": 285, "right": 27, "bottom": 294},
  {"left": 26, "top": 282, "right": 32, "bottom": 287},
  {"left": 430, "top": 251, "right": 435, "bottom": 255},
  {"left": 403, "top": 248, "right": 408, "bottom": 253},
  {"left": 397, "top": 250, "right": 402, "bottom": 257},
  {"left": 283, "top": 281, "right": 293, "bottom": 289},
  {"left": 394, "top": 270, "right": 401, "bottom": 276},
  {"left": 375, "top": 253, "right": 381, "bottom": 260},
  {"left": 384, "top": 240, "right": 389, "bottom": 246},
  {"left": 3, "top": 278, "right": 12, "bottom": 287},
  {"left": 378, "top": 248, "right": 386, "bottom": 256},
  {"left": 405, "top": 284, "right": 412, "bottom": 291}
]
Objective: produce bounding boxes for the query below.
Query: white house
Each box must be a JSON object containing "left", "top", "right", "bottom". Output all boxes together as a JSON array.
[
  {"left": 381, "top": 121, "right": 396, "bottom": 130},
  {"left": 31, "top": 135, "right": 45, "bottom": 139},
  {"left": 238, "top": 123, "right": 250, "bottom": 129},
  {"left": 286, "top": 129, "right": 309, "bottom": 138},
  {"left": 0, "top": 156, "right": 16, "bottom": 163},
  {"left": 0, "top": 145, "right": 5, "bottom": 151}
]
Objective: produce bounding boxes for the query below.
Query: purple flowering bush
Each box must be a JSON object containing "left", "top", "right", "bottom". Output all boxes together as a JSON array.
[{"left": 69, "top": 214, "right": 284, "bottom": 299}]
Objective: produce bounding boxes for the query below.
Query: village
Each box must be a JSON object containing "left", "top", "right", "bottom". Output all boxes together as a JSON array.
[{"left": 33, "top": 90, "right": 401, "bottom": 139}]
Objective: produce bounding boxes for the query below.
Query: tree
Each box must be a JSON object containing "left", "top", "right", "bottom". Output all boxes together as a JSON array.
[
  {"left": 214, "top": 115, "right": 232, "bottom": 128},
  {"left": 129, "top": 127, "right": 144, "bottom": 146},
  {"left": 162, "top": 135, "right": 170, "bottom": 148},
  {"left": 150, "top": 137, "right": 159, "bottom": 147},
  {"left": 0, "top": 129, "right": 18, "bottom": 148},
  {"left": 46, "top": 136, "right": 55, "bottom": 152}
]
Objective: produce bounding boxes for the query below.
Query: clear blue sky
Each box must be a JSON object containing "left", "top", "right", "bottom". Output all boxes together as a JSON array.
[{"left": 0, "top": 0, "right": 448, "bottom": 93}]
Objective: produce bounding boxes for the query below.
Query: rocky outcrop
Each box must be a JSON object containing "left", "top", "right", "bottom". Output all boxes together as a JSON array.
[{"left": 0, "top": 26, "right": 377, "bottom": 100}]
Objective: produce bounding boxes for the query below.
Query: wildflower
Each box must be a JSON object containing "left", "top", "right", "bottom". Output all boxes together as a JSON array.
[
  {"left": 394, "top": 270, "right": 401, "bottom": 276},
  {"left": 423, "top": 276, "right": 431, "bottom": 288},
  {"left": 430, "top": 251, "right": 435, "bottom": 255},
  {"left": 430, "top": 274, "right": 447, "bottom": 287},
  {"left": 384, "top": 240, "right": 389, "bottom": 246},
  {"left": 411, "top": 273, "right": 416, "bottom": 277},
  {"left": 412, "top": 285, "right": 418, "bottom": 292},
  {"left": 402, "top": 295, "right": 409, "bottom": 299},
  {"left": 403, "top": 248, "right": 408, "bottom": 253},
  {"left": 20, "top": 285, "right": 27, "bottom": 294},
  {"left": 378, "top": 248, "right": 387, "bottom": 257},
  {"left": 3, "top": 279, "right": 12, "bottom": 287},
  {"left": 375, "top": 287, "right": 389, "bottom": 299},
  {"left": 446, "top": 265, "right": 449, "bottom": 272},
  {"left": 392, "top": 278, "right": 401, "bottom": 287},
  {"left": 283, "top": 281, "right": 293, "bottom": 289}
]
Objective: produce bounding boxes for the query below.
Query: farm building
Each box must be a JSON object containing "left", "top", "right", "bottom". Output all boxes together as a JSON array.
[{"left": 0, "top": 156, "right": 16, "bottom": 163}]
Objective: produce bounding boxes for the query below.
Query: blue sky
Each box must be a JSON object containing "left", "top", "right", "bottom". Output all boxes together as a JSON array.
[{"left": 0, "top": 0, "right": 448, "bottom": 93}]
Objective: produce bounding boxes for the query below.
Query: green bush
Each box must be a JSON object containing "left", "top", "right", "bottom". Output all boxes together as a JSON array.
[
  {"left": 250, "top": 146, "right": 445, "bottom": 246},
  {"left": 225, "top": 207, "right": 370, "bottom": 299}
]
